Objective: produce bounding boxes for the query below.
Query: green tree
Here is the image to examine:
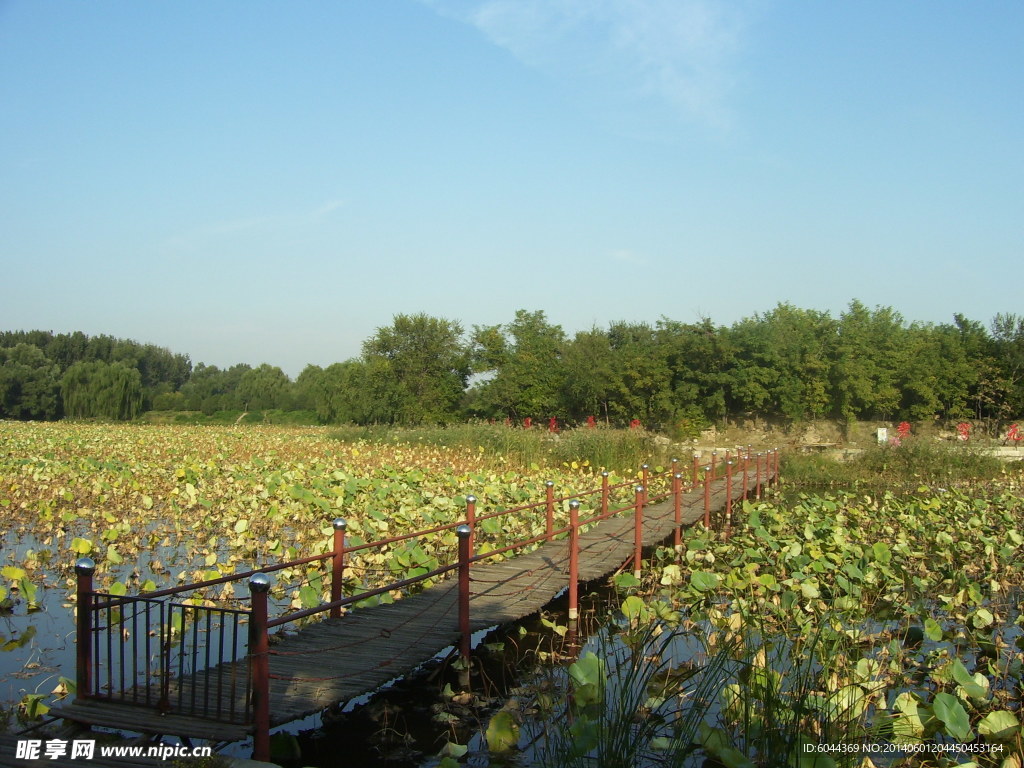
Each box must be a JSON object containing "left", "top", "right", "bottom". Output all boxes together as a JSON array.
[
  {"left": 991, "top": 313, "right": 1024, "bottom": 418},
  {"left": 296, "top": 360, "right": 397, "bottom": 424},
  {"left": 0, "top": 344, "right": 62, "bottom": 419},
  {"left": 604, "top": 322, "right": 673, "bottom": 426},
  {"left": 657, "top": 317, "right": 732, "bottom": 426},
  {"left": 560, "top": 328, "right": 616, "bottom": 423},
  {"left": 950, "top": 313, "right": 1004, "bottom": 421},
  {"left": 469, "top": 310, "right": 565, "bottom": 420},
  {"left": 832, "top": 301, "right": 903, "bottom": 422},
  {"left": 362, "top": 313, "right": 470, "bottom": 424},
  {"left": 895, "top": 323, "right": 975, "bottom": 421},
  {"left": 61, "top": 360, "right": 143, "bottom": 420},
  {"left": 729, "top": 304, "right": 835, "bottom": 421},
  {"left": 237, "top": 364, "right": 292, "bottom": 411},
  {"left": 180, "top": 363, "right": 250, "bottom": 414}
]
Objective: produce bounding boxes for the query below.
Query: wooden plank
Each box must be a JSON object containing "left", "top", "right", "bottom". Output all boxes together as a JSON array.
[{"left": 50, "top": 700, "right": 250, "bottom": 741}]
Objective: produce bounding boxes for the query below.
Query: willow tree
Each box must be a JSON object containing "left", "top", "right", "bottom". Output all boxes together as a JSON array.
[{"left": 61, "top": 360, "right": 143, "bottom": 420}]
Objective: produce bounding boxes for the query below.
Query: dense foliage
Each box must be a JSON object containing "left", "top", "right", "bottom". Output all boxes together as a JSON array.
[
  {"left": 0, "top": 330, "right": 190, "bottom": 419},
  {"left": 507, "top": 486, "right": 1024, "bottom": 767},
  {"left": 3, "top": 302, "right": 1024, "bottom": 427}
]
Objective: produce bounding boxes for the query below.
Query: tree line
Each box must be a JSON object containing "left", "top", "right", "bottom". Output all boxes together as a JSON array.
[{"left": 3, "top": 302, "right": 1023, "bottom": 431}]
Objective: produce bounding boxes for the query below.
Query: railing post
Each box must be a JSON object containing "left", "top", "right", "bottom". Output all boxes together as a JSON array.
[
  {"left": 75, "top": 558, "right": 96, "bottom": 700},
  {"left": 633, "top": 485, "right": 645, "bottom": 579},
  {"left": 641, "top": 464, "right": 649, "bottom": 504},
  {"left": 456, "top": 524, "right": 472, "bottom": 666},
  {"left": 710, "top": 450, "right": 718, "bottom": 481},
  {"left": 545, "top": 481, "right": 555, "bottom": 541},
  {"left": 756, "top": 452, "right": 763, "bottom": 500},
  {"left": 600, "top": 472, "right": 609, "bottom": 517},
  {"left": 249, "top": 573, "right": 272, "bottom": 763},
  {"left": 568, "top": 500, "right": 580, "bottom": 621},
  {"left": 725, "top": 461, "right": 734, "bottom": 535},
  {"left": 330, "top": 518, "right": 347, "bottom": 619},
  {"left": 703, "top": 466, "right": 711, "bottom": 528},
  {"left": 465, "top": 495, "right": 477, "bottom": 554},
  {"left": 691, "top": 454, "right": 699, "bottom": 490},
  {"left": 741, "top": 452, "right": 749, "bottom": 502},
  {"left": 672, "top": 473, "right": 683, "bottom": 551}
]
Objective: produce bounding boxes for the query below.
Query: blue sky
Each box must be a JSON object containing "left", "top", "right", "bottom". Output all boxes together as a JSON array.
[{"left": 1, "top": 1, "right": 1020, "bottom": 378}]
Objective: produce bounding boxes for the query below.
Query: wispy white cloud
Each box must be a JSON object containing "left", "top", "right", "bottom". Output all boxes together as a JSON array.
[
  {"left": 420, "top": 0, "right": 750, "bottom": 132},
  {"left": 158, "top": 198, "right": 348, "bottom": 254},
  {"left": 312, "top": 198, "right": 348, "bottom": 217}
]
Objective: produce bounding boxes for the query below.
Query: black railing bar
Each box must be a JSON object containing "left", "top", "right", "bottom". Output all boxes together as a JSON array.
[
  {"left": 231, "top": 613, "right": 242, "bottom": 722},
  {"left": 105, "top": 606, "right": 114, "bottom": 699},
  {"left": 177, "top": 605, "right": 186, "bottom": 713},
  {"left": 129, "top": 600, "right": 137, "bottom": 703},
  {"left": 215, "top": 612, "right": 226, "bottom": 719},
  {"left": 160, "top": 601, "right": 169, "bottom": 710},
  {"left": 190, "top": 606, "right": 200, "bottom": 714}
]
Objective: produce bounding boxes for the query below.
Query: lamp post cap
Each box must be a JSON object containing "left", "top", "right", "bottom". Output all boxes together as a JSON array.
[{"left": 249, "top": 573, "right": 272, "bottom": 593}]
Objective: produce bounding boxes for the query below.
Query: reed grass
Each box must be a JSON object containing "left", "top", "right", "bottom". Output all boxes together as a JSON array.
[
  {"left": 330, "top": 423, "right": 676, "bottom": 473},
  {"left": 782, "top": 436, "right": 1005, "bottom": 492}
]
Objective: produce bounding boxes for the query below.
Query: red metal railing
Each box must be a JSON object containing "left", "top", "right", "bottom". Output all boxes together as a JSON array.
[{"left": 73, "top": 450, "right": 780, "bottom": 760}]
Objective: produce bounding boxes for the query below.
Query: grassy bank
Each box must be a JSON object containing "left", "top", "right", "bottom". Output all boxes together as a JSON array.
[
  {"left": 781, "top": 437, "right": 1014, "bottom": 492},
  {"left": 330, "top": 423, "right": 676, "bottom": 473}
]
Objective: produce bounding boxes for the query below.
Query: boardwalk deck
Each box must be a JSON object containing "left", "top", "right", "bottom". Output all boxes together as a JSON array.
[{"left": 52, "top": 472, "right": 763, "bottom": 746}]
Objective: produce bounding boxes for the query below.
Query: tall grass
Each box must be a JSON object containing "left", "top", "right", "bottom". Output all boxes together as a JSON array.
[
  {"left": 531, "top": 621, "right": 739, "bottom": 768},
  {"left": 782, "top": 437, "right": 1005, "bottom": 492},
  {"left": 329, "top": 423, "right": 676, "bottom": 473},
  {"left": 529, "top": 616, "right": 883, "bottom": 768}
]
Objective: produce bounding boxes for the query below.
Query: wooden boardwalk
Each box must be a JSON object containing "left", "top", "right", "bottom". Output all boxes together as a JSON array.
[{"left": 51, "top": 473, "right": 762, "bottom": 747}]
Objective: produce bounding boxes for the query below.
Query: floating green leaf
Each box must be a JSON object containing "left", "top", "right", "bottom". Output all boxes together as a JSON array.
[
  {"left": 690, "top": 571, "right": 720, "bottom": 592},
  {"left": 1, "top": 566, "right": 26, "bottom": 581},
  {"left": 977, "top": 709, "right": 1019, "bottom": 742},
  {"left": 70, "top": 537, "right": 93, "bottom": 555},
  {"left": 971, "top": 607, "right": 994, "bottom": 629},
  {"left": 485, "top": 710, "right": 519, "bottom": 753},
  {"left": 932, "top": 692, "right": 972, "bottom": 742}
]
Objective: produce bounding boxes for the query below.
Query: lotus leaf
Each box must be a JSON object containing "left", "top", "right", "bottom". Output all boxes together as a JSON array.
[{"left": 932, "top": 692, "right": 973, "bottom": 742}]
